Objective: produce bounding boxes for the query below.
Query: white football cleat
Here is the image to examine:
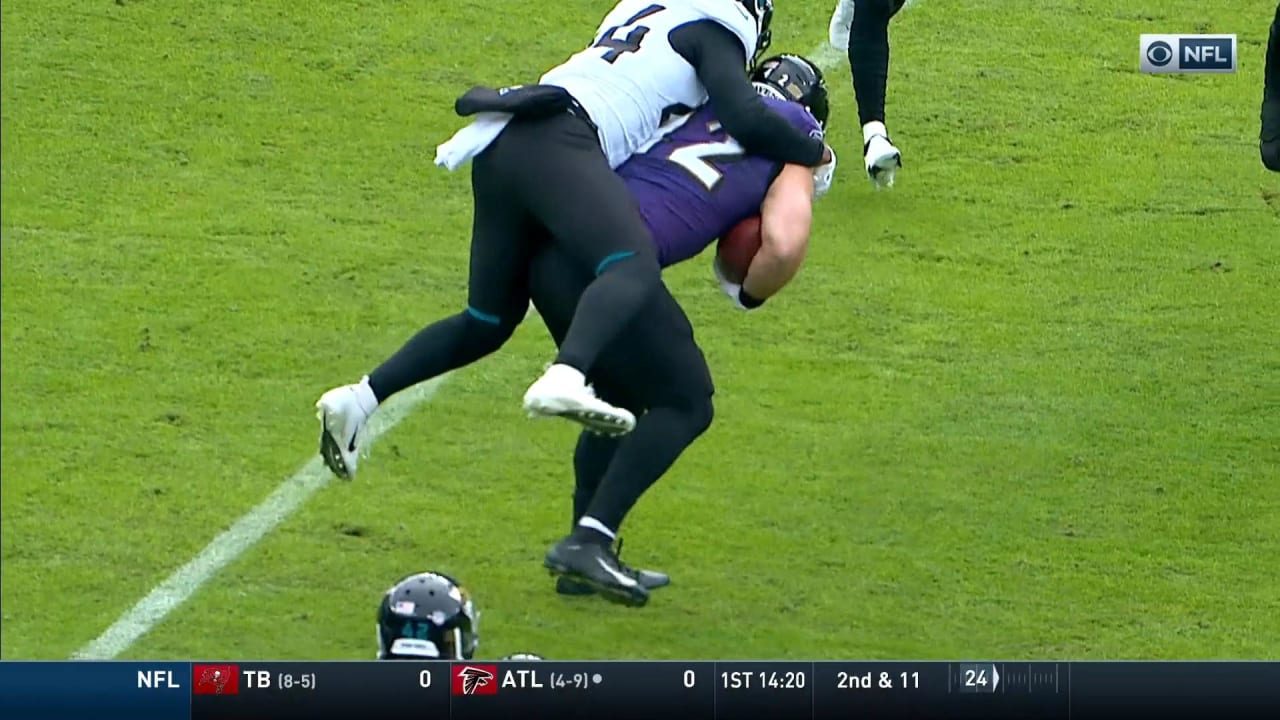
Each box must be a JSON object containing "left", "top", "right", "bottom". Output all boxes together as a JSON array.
[
  {"left": 523, "top": 364, "right": 636, "bottom": 436},
  {"left": 864, "top": 132, "right": 902, "bottom": 189},
  {"left": 315, "top": 377, "right": 379, "bottom": 479},
  {"left": 828, "top": 0, "right": 854, "bottom": 50}
]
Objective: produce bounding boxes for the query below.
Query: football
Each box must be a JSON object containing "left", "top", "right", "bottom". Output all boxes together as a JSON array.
[{"left": 716, "top": 215, "right": 762, "bottom": 284}]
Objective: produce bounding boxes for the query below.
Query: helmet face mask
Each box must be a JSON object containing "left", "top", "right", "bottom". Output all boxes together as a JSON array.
[
  {"left": 749, "top": 54, "right": 830, "bottom": 130},
  {"left": 376, "top": 572, "right": 479, "bottom": 660}
]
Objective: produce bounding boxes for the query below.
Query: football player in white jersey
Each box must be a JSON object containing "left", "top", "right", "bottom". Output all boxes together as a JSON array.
[{"left": 315, "top": 1, "right": 832, "bottom": 547}]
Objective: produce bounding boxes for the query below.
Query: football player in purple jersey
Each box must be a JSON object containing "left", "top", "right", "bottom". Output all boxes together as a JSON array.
[{"left": 532, "top": 55, "right": 834, "bottom": 606}]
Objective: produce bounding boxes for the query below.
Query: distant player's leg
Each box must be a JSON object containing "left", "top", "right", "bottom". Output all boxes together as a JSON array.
[
  {"left": 544, "top": 288, "right": 715, "bottom": 607},
  {"left": 828, "top": 0, "right": 854, "bottom": 50},
  {"left": 316, "top": 151, "right": 532, "bottom": 479},
  {"left": 513, "top": 112, "right": 662, "bottom": 435},
  {"left": 1262, "top": 3, "right": 1280, "bottom": 171}
]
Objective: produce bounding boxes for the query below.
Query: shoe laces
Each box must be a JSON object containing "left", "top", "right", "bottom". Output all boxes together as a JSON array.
[{"left": 610, "top": 538, "right": 640, "bottom": 579}]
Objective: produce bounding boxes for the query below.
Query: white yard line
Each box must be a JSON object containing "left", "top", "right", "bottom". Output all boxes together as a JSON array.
[{"left": 71, "top": 376, "right": 450, "bottom": 660}]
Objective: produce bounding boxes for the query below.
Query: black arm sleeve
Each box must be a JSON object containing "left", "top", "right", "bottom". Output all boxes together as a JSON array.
[
  {"left": 847, "top": 0, "right": 901, "bottom": 126},
  {"left": 669, "top": 21, "right": 826, "bottom": 167}
]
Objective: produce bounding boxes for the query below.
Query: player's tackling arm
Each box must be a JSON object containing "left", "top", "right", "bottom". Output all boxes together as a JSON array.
[
  {"left": 670, "top": 21, "right": 829, "bottom": 167},
  {"left": 741, "top": 164, "right": 814, "bottom": 301}
]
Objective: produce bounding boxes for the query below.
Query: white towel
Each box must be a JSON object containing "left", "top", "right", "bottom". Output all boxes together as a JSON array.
[{"left": 433, "top": 112, "right": 514, "bottom": 171}]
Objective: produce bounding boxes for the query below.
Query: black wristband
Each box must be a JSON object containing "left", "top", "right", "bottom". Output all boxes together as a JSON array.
[{"left": 738, "top": 287, "right": 766, "bottom": 309}]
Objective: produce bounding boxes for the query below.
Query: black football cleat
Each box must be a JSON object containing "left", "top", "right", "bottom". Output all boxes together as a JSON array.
[
  {"left": 544, "top": 537, "right": 650, "bottom": 607},
  {"left": 556, "top": 570, "right": 669, "bottom": 596},
  {"left": 555, "top": 539, "right": 669, "bottom": 596}
]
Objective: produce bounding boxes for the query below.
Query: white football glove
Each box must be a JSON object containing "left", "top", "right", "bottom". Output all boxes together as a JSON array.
[
  {"left": 712, "top": 256, "right": 750, "bottom": 311},
  {"left": 864, "top": 132, "right": 902, "bottom": 190},
  {"left": 813, "top": 144, "right": 837, "bottom": 199}
]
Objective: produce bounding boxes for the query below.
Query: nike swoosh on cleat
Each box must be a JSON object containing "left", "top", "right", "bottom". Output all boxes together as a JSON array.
[{"left": 595, "top": 557, "right": 639, "bottom": 587}]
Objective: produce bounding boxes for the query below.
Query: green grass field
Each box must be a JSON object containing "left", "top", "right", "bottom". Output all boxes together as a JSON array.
[{"left": 3, "top": 0, "right": 1277, "bottom": 662}]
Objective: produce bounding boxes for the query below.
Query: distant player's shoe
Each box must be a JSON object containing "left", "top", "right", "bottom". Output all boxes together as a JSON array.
[
  {"left": 828, "top": 0, "right": 855, "bottom": 50},
  {"left": 555, "top": 539, "right": 670, "bottom": 596},
  {"left": 545, "top": 536, "right": 650, "bottom": 607},
  {"left": 315, "top": 377, "right": 379, "bottom": 480},
  {"left": 523, "top": 364, "right": 636, "bottom": 436},
  {"left": 863, "top": 131, "right": 902, "bottom": 189}
]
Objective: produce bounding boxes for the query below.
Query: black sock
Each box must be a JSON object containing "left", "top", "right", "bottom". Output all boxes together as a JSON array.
[
  {"left": 572, "top": 432, "right": 619, "bottom": 531},
  {"left": 367, "top": 311, "right": 515, "bottom": 402},
  {"left": 555, "top": 259, "right": 660, "bottom": 372},
  {"left": 582, "top": 402, "right": 713, "bottom": 533}
]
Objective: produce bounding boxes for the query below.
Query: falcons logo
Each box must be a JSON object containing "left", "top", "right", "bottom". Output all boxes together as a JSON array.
[{"left": 458, "top": 666, "right": 495, "bottom": 695}]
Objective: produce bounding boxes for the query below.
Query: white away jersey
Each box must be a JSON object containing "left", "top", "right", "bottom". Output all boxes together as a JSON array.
[{"left": 540, "top": 0, "right": 759, "bottom": 169}]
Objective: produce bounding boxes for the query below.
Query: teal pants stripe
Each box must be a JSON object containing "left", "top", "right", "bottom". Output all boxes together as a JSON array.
[
  {"left": 595, "top": 251, "right": 636, "bottom": 276},
  {"left": 466, "top": 306, "right": 501, "bottom": 325}
]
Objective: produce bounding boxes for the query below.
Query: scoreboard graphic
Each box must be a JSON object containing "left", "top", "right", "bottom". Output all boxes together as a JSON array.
[{"left": 0, "top": 661, "right": 1277, "bottom": 719}]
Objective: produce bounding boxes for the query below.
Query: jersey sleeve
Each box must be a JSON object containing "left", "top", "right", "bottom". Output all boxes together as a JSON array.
[
  {"left": 762, "top": 97, "right": 824, "bottom": 146},
  {"left": 688, "top": 0, "right": 759, "bottom": 62}
]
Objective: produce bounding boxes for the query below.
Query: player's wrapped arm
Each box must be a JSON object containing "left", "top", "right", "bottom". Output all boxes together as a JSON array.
[
  {"left": 714, "top": 164, "right": 814, "bottom": 310},
  {"left": 670, "top": 21, "right": 831, "bottom": 168},
  {"left": 1262, "top": 2, "right": 1280, "bottom": 172},
  {"left": 837, "top": 0, "right": 905, "bottom": 188}
]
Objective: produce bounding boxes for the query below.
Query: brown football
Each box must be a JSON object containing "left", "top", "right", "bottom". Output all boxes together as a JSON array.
[{"left": 716, "top": 215, "right": 762, "bottom": 284}]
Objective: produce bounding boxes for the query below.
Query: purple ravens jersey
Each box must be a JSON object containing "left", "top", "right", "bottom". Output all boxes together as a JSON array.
[{"left": 618, "top": 97, "right": 823, "bottom": 268}]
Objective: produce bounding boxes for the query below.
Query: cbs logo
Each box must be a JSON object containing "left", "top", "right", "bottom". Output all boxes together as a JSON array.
[{"left": 1145, "top": 40, "right": 1174, "bottom": 67}]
